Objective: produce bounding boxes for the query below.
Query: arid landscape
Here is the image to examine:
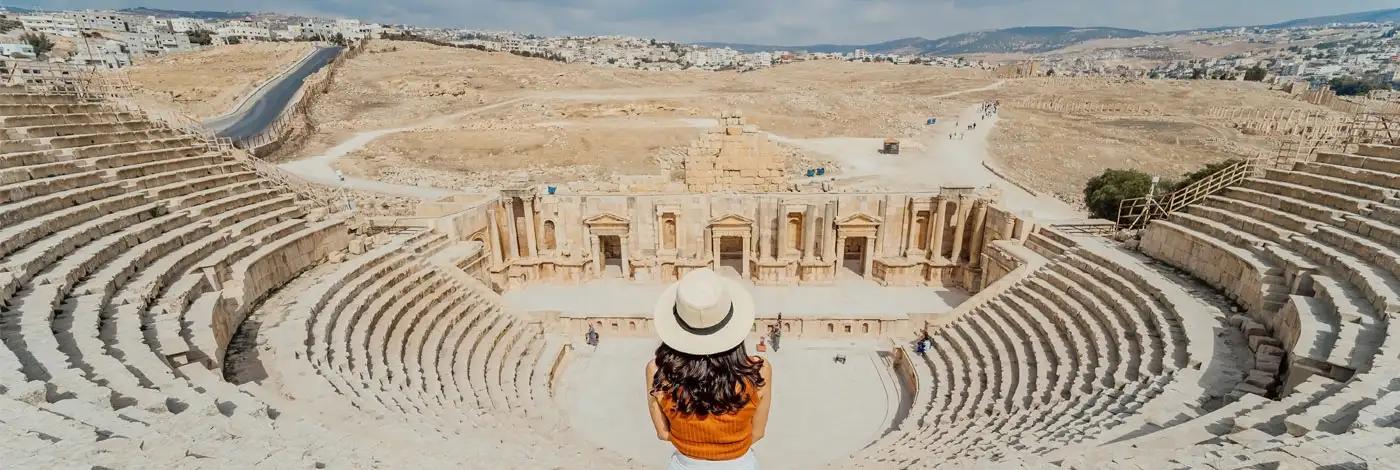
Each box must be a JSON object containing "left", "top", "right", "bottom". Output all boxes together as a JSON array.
[
  {"left": 976, "top": 77, "right": 1338, "bottom": 202},
  {"left": 197, "top": 38, "right": 1336, "bottom": 212},
  {"left": 123, "top": 41, "right": 313, "bottom": 119},
  {"left": 113, "top": 38, "right": 1349, "bottom": 210}
]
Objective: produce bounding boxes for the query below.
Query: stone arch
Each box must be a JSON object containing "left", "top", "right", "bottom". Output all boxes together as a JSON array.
[
  {"left": 542, "top": 220, "right": 557, "bottom": 251},
  {"left": 787, "top": 212, "right": 803, "bottom": 252},
  {"left": 662, "top": 215, "right": 677, "bottom": 251}
]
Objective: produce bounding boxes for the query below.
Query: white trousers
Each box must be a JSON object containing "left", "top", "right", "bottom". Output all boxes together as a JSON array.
[{"left": 667, "top": 449, "right": 758, "bottom": 470}]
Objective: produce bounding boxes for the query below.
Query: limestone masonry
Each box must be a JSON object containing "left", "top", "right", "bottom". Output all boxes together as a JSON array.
[
  {"left": 683, "top": 112, "right": 788, "bottom": 193},
  {"left": 1, "top": 58, "right": 1397, "bottom": 470}
]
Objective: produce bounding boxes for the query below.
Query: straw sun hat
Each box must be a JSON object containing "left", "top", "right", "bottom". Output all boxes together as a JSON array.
[{"left": 652, "top": 268, "right": 756, "bottom": 355}]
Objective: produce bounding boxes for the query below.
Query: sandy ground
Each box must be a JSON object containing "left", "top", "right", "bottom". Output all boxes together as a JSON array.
[
  {"left": 278, "top": 40, "right": 992, "bottom": 192},
  {"left": 269, "top": 39, "right": 1325, "bottom": 219},
  {"left": 124, "top": 42, "right": 314, "bottom": 119},
  {"left": 558, "top": 338, "right": 899, "bottom": 470},
  {"left": 975, "top": 78, "right": 1336, "bottom": 205}
]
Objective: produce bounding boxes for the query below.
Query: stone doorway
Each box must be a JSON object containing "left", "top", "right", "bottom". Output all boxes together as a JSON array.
[
  {"left": 599, "top": 235, "right": 623, "bottom": 277},
  {"left": 842, "top": 236, "right": 868, "bottom": 277},
  {"left": 718, "top": 236, "right": 745, "bottom": 277}
]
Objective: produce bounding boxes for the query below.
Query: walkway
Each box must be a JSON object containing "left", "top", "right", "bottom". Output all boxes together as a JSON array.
[
  {"left": 503, "top": 274, "right": 967, "bottom": 318},
  {"left": 207, "top": 46, "right": 342, "bottom": 141},
  {"left": 275, "top": 98, "right": 525, "bottom": 199},
  {"left": 774, "top": 94, "right": 1083, "bottom": 220}
]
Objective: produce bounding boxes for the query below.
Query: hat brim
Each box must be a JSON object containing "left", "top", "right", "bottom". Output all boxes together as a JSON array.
[{"left": 652, "top": 276, "right": 756, "bottom": 355}]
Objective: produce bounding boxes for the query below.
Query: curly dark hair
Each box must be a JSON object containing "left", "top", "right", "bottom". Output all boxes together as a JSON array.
[{"left": 651, "top": 343, "right": 764, "bottom": 418}]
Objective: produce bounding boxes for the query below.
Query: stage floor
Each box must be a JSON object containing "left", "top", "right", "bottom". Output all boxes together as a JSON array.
[
  {"left": 502, "top": 271, "right": 969, "bottom": 319},
  {"left": 557, "top": 337, "right": 901, "bottom": 469}
]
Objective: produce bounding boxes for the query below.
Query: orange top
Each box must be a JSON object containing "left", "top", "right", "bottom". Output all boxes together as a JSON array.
[{"left": 658, "top": 382, "right": 759, "bottom": 460}]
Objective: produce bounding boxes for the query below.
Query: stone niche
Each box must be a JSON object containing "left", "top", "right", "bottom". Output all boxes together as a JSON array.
[{"left": 682, "top": 111, "right": 787, "bottom": 193}]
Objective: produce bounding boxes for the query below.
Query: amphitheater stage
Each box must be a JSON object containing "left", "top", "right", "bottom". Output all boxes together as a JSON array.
[
  {"left": 502, "top": 275, "right": 969, "bottom": 318},
  {"left": 557, "top": 337, "right": 901, "bottom": 469}
]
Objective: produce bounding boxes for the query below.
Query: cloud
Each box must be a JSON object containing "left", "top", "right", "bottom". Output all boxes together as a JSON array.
[{"left": 16, "top": 0, "right": 1400, "bottom": 44}]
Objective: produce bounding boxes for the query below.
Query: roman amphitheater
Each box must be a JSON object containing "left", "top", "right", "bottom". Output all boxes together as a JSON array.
[{"left": 1, "top": 40, "right": 1398, "bottom": 469}]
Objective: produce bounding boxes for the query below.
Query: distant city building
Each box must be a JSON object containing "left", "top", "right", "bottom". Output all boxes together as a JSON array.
[
  {"left": 166, "top": 17, "right": 209, "bottom": 33},
  {"left": 0, "top": 43, "right": 37, "bottom": 59},
  {"left": 17, "top": 14, "right": 80, "bottom": 37}
]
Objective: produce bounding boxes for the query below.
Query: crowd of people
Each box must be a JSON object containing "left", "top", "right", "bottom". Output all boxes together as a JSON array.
[{"left": 948, "top": 100, "right": 1000, "bottom": 141}]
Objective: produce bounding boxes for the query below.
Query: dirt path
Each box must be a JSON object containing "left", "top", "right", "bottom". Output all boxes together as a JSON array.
[
  {"left": 277, "top": 89, "right": 710, "bottom": 199},
  {"left": 277, "top": 97, "right": 527, "bottom": 199},
  {"left": 931, "top": 79, "right": 1006, "bottom": 99},
  {"left": 772, "top": 96, "right": 1082, "bottom": 221}
]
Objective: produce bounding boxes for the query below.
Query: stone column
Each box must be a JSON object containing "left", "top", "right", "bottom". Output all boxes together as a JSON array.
[
  {"left": 758, "top": 202, "right": 773, "bottom": 260},
  {"left": 967, "top": 202, "right": 988, "bottom": 267},
  {"left": 589, "top": 235, "right": 600, "bottom": 275},
  {"left": 949, "top": 195, "right": 968, "bottom": 264},
  {"left": 929, "top": 198, "right": 947, "bottom": 261},
  {"left": 522, "top": 197, "right": 539, "bottom": 258},
  {"left": 711, "top": 235, "right": 720, "bottom": 269},
  {"left": 621, "top": 235, "right": 632, "bottom": 279},
  {"left": 505, "top": 201, "right": 521, "bottom": 259},
  {"left": 741, "top": 234, "right": 752, "bottom": 279},
  {"left": 864, "top": 236, "right": 876, "bottom": 279},
  {"left": 834, "top": 235, "right": 845, "bottom": 271},
  {"left": 902, "top": 201, "right": 916, "bottom": 257},
  {"left": 825, "top": 203, "right": 838, "bottom": 262},
  {"left": 804, "top": 205, "right": 817, "bottom": 260},
  {"left": 487, "top": 207, "right": 504, "bottom": 265}
]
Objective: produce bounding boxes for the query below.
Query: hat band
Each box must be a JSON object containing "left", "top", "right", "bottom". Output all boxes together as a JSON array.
[{"left": 673, "top": 304, "right": 734, "bottom": 336}]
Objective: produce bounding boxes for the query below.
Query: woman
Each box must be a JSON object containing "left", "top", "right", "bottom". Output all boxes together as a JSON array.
[{"left": 647, "top": 269, "right": 772, "bottom": 470}]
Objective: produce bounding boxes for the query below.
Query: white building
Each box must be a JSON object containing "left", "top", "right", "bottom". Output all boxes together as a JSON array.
[
  {"left": 18, "top": 14, "right": 79, "bottom": 37},
  {"left": 166, "top": 17, "right": 209, "bottom": 33},
  {"left": 70, "top": 39, "right": 130, "bottom": 69},
  {"left": 0, "top": 43, "right": 36, "bottom": 59},
  {"left": 62, "top": 11, "right": 143, "bottom": 33},
  {"left": 217, "top": 21, "right": 272, "bottom": 41}
]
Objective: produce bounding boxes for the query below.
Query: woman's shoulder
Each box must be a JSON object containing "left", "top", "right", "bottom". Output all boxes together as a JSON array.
[{"left": 750, "top": 356, "right": 771, "bottom": 375}]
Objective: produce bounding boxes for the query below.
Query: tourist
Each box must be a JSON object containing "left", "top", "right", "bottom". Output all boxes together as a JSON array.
[
  {"left": 585, "top": 324, "right": 599, "bottom": 349},
  {"left": 647, "top": 269, "right": 771, "bottom": 470},
  {"left": 917, "top": 335, "right": 933, "bottom": 357},
  {"left": 770, "top": 314, "right": 783, "bottom": 352}
]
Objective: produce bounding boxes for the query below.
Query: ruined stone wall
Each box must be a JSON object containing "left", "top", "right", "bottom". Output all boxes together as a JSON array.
[
  {"left": 445, "top": 187, "right": 1029, "bottom": 292},
  {"left": 682, "top": 112, "right": 787, "bottom": 192}
]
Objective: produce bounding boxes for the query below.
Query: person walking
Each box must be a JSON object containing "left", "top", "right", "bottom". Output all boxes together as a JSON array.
[
  {"left": 585, "top": 324, "right": 599, "bottom": 349},
  {"left": 647, "top": 269, "right": 772, "bottom": 470}
]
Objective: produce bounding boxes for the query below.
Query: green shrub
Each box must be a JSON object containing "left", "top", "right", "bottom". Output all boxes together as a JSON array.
[
  {"left": 1083, "top": 169, "right": 1155, "bottom": 220},
  {"left": 1168, "top": 158, "right": 1243, "bottom": 193}
]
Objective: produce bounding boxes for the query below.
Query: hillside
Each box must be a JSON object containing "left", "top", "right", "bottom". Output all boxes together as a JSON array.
[
  {"left": 1262, "top": 7, "right": 1400, "bottom": 29},
  {"left": 700, "top": 26, "right": 1148, "bottom": 56},
  {"left": 696, "top": 6, "right": 1400, "bottom": 56},
  {"left": 117, "top": 7, "right": 251, "bottom": 20}
]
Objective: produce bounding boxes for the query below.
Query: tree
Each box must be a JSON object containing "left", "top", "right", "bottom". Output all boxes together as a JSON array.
[
  {"left": 331, "top": 33, "right": 347, "bottom": 46},
  {"left": 0, "top": 18, "right": 21, "bottom": 33},
  {"left": 1083, "top": 169, "right": 1155, "bottom": 220},
  {"left": 1190, "top": 68, "right": 1205, "bottom": 80},
  {"left": 1243, "top": 65, "right": 1266, "bottom": 82},
  {"left": 1328, "top": 76, "right": 1387, "bottom": 96},
  {"left": 186, "top": 29, "right": 213, "bottom": 46},
  {"left": 19, "top": 32, "right": 54, "bottom": 58},
  {"left": 1167, "top": 159, "right": 1242, "bottom": 193},
  {"left": 225, "top": 36, "right": 242, "bottom": 45}
]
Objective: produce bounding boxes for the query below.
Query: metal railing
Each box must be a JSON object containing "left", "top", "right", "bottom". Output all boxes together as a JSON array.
[
  {"left": 1115, "top": 156, "right": 1265, "bottom": 231},
  {"left": 1114, "top": 119, "right": 1355, "bottom": 232}
]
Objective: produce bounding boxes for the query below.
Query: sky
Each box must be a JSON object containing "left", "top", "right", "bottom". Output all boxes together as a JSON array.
[{"left": 17, "top": 0, "right": 1400, "bottom": 45}]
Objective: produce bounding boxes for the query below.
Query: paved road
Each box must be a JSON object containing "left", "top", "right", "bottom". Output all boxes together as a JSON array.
[{"left": 207, "top": 46, "right": 342, "bottom": 141}]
